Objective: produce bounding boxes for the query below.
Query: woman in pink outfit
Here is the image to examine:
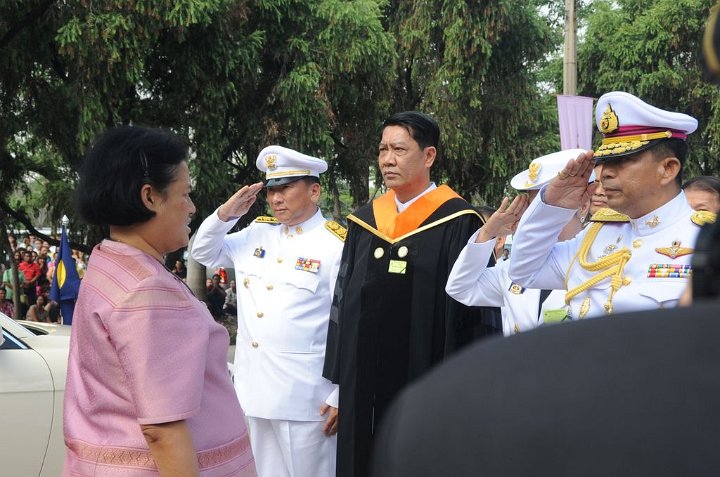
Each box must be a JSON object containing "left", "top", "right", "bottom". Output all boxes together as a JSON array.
[{"left": 64, "top": 126, "right": 256, "bottom": 477}]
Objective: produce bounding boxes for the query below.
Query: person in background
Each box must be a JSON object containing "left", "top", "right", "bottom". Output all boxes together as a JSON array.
[
  {"left": 499, "top": 248, "right": 510, "bottom": 262},
  {"left": 2, "top": 251, "right": 25, "bottom": 304},
  {"left": 63, "top": 125, "right": 256, "bottom": 476},
  {"left": 0, "top": 288, "right": 14, "bottom": 318},
  {"left": 682, "top": 175, "right": 720, "bottom": 213},
  {"left": 7, "top": 233, "right": 17, "bottom": 251},
  {"left": 172, "top": 259, "right": 188, "bottom": 280},
  {"left": 447, "top": 149, "right": 591, "bottom": 336},
  {"left": 18, "top": 249, "right": 41, "bottom": 306},
  {"left": 206, "top": 273, "right": 227, "bottom": 320},
  {"left": 224, "top": 279, "right": 237, "bottom": 317},
  {"left": 26, "top": 293, "right": 51, "bottom": 322},
  {"left": 73, "top": 250, "right": 87, "bottom": 278},
  {"left": 589, "top": 169, "right": 609, "bottom": 215}
]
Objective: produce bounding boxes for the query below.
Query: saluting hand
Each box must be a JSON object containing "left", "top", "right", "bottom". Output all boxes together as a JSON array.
[
  {"left": 543, "top": 150, "right": 596, "bottom": 209},
  {"left": 475, "top": 194, "right": 530, "bottom": 244},
  {"left": 217, "top": 182, "right": 265, "bottom": 222}
]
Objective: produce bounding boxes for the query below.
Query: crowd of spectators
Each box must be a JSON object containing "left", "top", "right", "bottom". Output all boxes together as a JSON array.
[
  {"left": 0, "top": 232, "right": 87, "bottom": 322},
  {"left": 203, "top": 269, "right": 237, "bottom": 321}
]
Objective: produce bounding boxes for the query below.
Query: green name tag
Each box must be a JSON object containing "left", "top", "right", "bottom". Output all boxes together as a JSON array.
[
  {"left": 388, "top": 260, "right": 407, "bottom": 274},
  {"left": 543, "top": 308, "right": 568, "bottom": 324}
]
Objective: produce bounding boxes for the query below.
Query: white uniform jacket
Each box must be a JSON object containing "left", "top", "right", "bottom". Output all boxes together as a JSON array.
[
  {"left": 509, "top": 192, "right": 701, "bottom": 319},
  {"left": 446, "top": 231, "right": 566, "bottom": 336},
  {"left": 192, "top": 208, "right": 343, "bottom": 421}
]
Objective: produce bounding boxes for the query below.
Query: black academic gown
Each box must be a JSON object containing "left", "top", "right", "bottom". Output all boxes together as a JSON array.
[{"left": 323, "top": 189, "right": 498, "bottom": 477}]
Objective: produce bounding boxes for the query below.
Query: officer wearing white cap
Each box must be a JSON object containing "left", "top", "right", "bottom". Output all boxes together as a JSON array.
[
  {"left": 446, "top": 149, "right": 591, "bottom": 335},
  {"left": 509, "top": 92, "right": 716, "bottom": 320},
  {"left": 192, "top": 145, "right": 345, "bottom": 477}
]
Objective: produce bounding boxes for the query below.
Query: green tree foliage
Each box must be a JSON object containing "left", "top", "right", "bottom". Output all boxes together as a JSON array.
[
  {"left": 0, "top": 0, "right": 393, "bottom": 246},
  {"left": 577, "top": 0, "right": 720, "bottom": 177},
  {"left": 386, "top": 0, "right": 561, "bottom": 205}
]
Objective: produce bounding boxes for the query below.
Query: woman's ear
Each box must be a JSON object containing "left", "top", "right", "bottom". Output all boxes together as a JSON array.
[{"left": 141, "top": 184, "right": 156, "bottom": 210}]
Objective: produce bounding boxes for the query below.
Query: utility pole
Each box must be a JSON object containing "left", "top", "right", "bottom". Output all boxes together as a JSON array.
[{"left": 563, "top": 0, "right": 577, "bottom": 95}]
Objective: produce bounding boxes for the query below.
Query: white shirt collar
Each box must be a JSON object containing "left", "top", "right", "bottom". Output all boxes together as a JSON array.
[
  {"left": 630, "top": 191, "right": 693, "bottom": 236},
  {"left": 280, "top": 207, "right": 323, "bottom": 238},
  {"left": 395, "top": 182, "right": 437, "bottom": 213}
]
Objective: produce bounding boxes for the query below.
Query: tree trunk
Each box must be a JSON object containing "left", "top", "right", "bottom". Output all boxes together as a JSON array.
[
  {"left": 186, "top": 234, "right": 207, "bottom": 301},
  {"left": 0, "top": 218, "right": 21, "bottom": 318}
]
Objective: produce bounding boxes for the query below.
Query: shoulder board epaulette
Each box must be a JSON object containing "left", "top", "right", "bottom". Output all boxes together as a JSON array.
[
  {"left": 590, "top": 208, "right": 630, "bottom": 223},
  {"left": 691, "top": 210, "right": 717, "bottom": 226},
  {"left": 254, "top": 216, "right": 279, "bottom": 224},
  {"left": 325, "top": 220, "right": 347, "bottom": 241}
]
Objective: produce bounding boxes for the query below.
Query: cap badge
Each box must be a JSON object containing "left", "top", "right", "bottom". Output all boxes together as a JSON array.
[
  {"left": 265, "top": 155, "right": 278, "bottom": 170},
  {"left": 599, "top": 105, "right": 619, "bottom": 134}
]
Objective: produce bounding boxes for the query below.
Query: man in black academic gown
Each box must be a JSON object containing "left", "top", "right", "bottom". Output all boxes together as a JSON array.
[{"left": 323, "top": 111, "right": 499, "bottom": 477}]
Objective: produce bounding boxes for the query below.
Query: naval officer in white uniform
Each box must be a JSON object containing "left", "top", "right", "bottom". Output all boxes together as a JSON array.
[
  {"left": 192, "top": 146, "right": 345, "bottom": 477},
  {"left": 509, "top": 91, "right": 715, "bottom": 320},
  {"left": 446, "top": 150, "right": 591, "bottom": 335}
]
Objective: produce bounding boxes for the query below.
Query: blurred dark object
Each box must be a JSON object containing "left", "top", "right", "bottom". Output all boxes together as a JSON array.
[
  {"left": 372, "top": 302, "right": 720, "bottom": 477},
  {"left": 691, "top": 220, "right": 720, "bottom": 300}
]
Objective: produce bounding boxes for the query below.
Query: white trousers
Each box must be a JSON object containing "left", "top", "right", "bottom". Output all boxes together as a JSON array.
[{"left": 247, "top": 417, "right": 337, "bottom": 477}]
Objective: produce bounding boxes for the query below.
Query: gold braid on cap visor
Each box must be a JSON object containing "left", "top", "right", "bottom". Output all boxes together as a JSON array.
[
  {"left": 594, "top": 131, "right": 672, "bottom": 157},
  {"left": 266, "top": 169, "right": 311, "bottom": 178},
  {"left": 564, "top": 222, "right": 632, "bottom": 317}
]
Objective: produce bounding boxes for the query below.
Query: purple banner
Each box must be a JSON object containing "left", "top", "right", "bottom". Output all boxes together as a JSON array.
[{"left": 557, "top": 95, "right": 594, "bottom": 151}]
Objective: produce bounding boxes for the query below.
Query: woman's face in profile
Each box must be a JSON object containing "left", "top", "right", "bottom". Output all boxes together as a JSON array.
[{"left": 149, "top": 161, "right": 196, "bottom": 255}]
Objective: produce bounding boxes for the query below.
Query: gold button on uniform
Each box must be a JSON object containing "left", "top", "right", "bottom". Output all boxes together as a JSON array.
[
  {"left": 267, "top": 284, "right": 274, "bottom": 290},
  {"left": 633, "top": 239, "right": 643, "bottom": 248},
  {"left": 374, "top": 247, "right": 384, "bottom": 259},
  {"left": 397, "top": 246, "right": 409, "bottom": 258},
  {"left": 277, "top": 257, "right": 284, "bottom": 263},
  {"left": 256, "top": 312, "right": 264, "bottom": 318},
  {"left": 251, "top": 341, "right": 259, "bottom": 348}
]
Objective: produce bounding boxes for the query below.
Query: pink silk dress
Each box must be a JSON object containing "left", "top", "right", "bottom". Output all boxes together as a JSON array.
[{"left": 63, "top": 240, "right": 256, "bottom": 476}]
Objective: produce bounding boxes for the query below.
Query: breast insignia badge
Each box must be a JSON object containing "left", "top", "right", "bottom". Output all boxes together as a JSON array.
[{"left": 655, "top": 240, "right": 693, "bottom": 259}]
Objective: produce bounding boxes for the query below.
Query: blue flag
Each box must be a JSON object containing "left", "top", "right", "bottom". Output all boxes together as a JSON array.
[{"left": 49, "top": 225, "right": 81, "bottom": 325}]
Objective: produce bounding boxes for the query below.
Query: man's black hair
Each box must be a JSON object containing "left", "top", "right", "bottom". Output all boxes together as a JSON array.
[{"left": 382, "top": 111, "right": 440, "bottom": 150}]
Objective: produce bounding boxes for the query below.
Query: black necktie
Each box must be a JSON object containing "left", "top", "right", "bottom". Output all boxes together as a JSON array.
[{"left": 538, "top": 289, "right": 552, "bottom": 321}]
